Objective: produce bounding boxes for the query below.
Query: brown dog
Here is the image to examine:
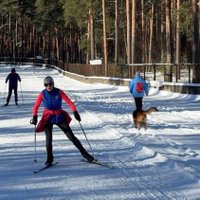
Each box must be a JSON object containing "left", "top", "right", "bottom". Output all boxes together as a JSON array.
[{"left": 132, "top": 107, "right": 158, "bottom": 129}]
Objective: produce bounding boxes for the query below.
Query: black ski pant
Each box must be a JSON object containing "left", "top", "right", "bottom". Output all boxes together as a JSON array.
[
  {"left": 6, "top": 86, "right": 18, "bottom": 104},
  {"left": 44, "top": 121, "right": 89, "bottom": 159},
  {"left": 134, "top": 97, "right": 143, "bottom": 110}
]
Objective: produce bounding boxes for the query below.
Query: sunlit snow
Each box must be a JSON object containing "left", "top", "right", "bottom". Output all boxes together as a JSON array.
[{"left": 0, "top": 64, "right": 200, "bottom": 200}]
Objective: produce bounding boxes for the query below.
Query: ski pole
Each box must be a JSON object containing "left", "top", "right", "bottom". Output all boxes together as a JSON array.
[
  {"left": 2, "top": 83, "right": 7, "bottom": 106},
  {"left": 78, "top": 121, "right": 94, "bottom": 155},
  {"left": 33, "top": 124, "right": 37, "bottom": 162},
  {"left": 30, "top": 119, "right": 37, "bottom": 162},
  {"left": 19, "top": 82, "right": 24, "bottom": 105},
  {"left": 34, "top": 125, "right": 37, "bottom": 162}
]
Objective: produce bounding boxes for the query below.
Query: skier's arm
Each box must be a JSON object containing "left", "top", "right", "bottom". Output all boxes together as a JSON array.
[
  {"left": 5, "top": 74, "right": 9, "bottom": 83},
  {"left": 143, "top": 80, "right": 149, "bottom": 95},
  {"left": 18, "top": 74, "right": 21, "bottom": 82},
  {"left": 33, "top": 92, "right": 43, "bottom": 116},
  {"left": 59, "top": 90, "right": 77, "bottom": 112},
  {"left": 129, "top": 80, "right": 135, "bottom": 94}
]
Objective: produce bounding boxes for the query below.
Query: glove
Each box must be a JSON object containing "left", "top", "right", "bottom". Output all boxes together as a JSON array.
[
  {"left": 73, "top": 111, "right": 81, "bottom": 121},
  {"left": 30, "top": 115, "right": 38, "bottom": 125}
]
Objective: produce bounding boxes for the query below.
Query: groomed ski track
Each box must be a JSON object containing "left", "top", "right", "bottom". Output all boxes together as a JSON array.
[{"left": 0, "top": 64, "right": 200, "bottom": 200}]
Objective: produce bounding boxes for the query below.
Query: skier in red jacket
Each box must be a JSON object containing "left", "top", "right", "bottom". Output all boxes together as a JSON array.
[{"left": 30, "top": 76, "right": 94, "bottom": 165}]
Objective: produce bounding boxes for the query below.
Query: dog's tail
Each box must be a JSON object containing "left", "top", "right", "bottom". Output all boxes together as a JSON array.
[{"left": 144, "top": 107, "right": 158, "bottom": 115}]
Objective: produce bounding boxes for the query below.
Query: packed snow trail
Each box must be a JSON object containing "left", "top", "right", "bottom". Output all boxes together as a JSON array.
[{"left": 0, "top": 64, "right": 200, "bottom": 200}]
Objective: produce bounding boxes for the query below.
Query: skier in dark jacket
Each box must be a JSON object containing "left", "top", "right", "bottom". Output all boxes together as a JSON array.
[
  {"left": 5, "top": 68, "right": 21, "bottom": 106},
  {"left": 30, "top": 76, "right": 94, "bottom": 165},
  {"left": 129, "top": 71, "right": 148, "bottom": 110}
]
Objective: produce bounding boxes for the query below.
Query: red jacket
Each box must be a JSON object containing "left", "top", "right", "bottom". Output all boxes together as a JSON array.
[{"left": 33, "top": 88, "right": 77, "bottom": 133}]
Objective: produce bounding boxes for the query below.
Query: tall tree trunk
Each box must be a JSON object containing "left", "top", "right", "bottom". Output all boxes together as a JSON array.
[
  {"left": 55, "top": 27, "right": 59, "bottom": 61},
  {"left": 148, "top": 3, "right": 154, "bottom": 63},
  {"left": 161, "top": 1, "right": 165, "bottom": 63},
  {"left": 176, "top": 0, "right": 180, "bottom": 79},
  {"left": 114, "top": 0, "right": 119, "bottom": 65},
  {"left": 192, "top": 0, "right": 200, "bottom": 82},
  {"left": 31, "top": 25, "right": 35, "bottom": 57},
  {"left": 9, "top": 10, "right": 12, "bottom": 57},
  {"left": 141, "top": 0, "right": 146, "bottom": 63},
  {"left": 86, "top": 19, "right": 90, "bottom": 64},
  {"left": 48, "top": 31, "right": 51, "bottom": 62},
  {"left": 14, "top": 10, "right": 17, "bottom": 62},
  {"left": 165, "top": 0, "right": 172, "bottom": 82},
  {"left": 131, "top": 0, "right": 136, "bottom": 63},
  {"left": 102, "top": 0, "right": 108, "bottom": 76},
  {"left": 126, "top": 0, "right": 131, "bottom": 64},
  {"left": 89, "top": 1, "right": 95, "bottom": 60}
]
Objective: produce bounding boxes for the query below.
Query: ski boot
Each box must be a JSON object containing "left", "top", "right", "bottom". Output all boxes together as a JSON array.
[
  {"left": 82, "top": 152, "right": 94, "bottom": 163},
  {"left": 45, "top": 156, "right": 54, "bottom": 165}
]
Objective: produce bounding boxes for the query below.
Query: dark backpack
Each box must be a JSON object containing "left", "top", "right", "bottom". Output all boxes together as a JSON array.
[{"left": 136, "top": 82, "right": 143, "bottom": 93}]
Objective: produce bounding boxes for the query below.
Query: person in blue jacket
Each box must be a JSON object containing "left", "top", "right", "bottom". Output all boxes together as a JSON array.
[
  {"left": 5, "top": 68, "right": 21, "bottom": 106},
  {"left": 129, "top": 71, "right": 148, "bottom": 110}
]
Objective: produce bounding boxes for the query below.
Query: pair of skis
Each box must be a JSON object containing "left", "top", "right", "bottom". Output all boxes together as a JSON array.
[{"left": 33, "top": 159, "right": 114, "bottom": 174}]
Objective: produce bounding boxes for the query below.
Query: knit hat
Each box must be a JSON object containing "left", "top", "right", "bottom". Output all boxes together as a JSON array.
[
  {"left": 135, "top": 71, "right": 140, "bottom": 77},
  {"left": 43, "top": 76, "right": 54, "bottom": 85},
  {"left": 11, "top": 68, "right": 16, "bottom": 73}
]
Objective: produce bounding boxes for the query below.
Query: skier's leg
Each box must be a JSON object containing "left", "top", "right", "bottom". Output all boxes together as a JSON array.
[
  {"left": 44, "top": 122, "right": 54, "bottom": 165},
  {"left": 14, "top": 87, "right": 18, "bottom": 105},
  {"left": 134, "top": 97, "right": 143, "bottom": 110},
  {"left": 5, "top": 87, "right": 12, "bottom": 106},
  {"left": 58, "top": 122, "right": 94, "bottom": 162},
  {"left": 138, "top": 97, "right": 143, "bottom": 110}
]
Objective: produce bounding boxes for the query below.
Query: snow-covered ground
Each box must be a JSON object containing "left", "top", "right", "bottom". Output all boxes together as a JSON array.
[{"left": 0, "top": 64, "right": 200, "bottom": 200}]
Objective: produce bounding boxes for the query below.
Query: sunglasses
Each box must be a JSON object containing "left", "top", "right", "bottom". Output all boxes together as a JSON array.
[{"left": 44, "top": 83, "right": 53, "bottom": 87}]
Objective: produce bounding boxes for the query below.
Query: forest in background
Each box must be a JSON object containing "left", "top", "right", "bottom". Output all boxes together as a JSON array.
[{"left": 0, "top": 0, "right": 200, "bottom": 82}]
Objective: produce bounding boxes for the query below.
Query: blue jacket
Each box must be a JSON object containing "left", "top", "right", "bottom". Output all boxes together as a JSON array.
[
  {"left": 42, "top": 88, "right": 65, "bottom": 124},
  {"left": 129, "top": 74, "right": 148, "bottom": 97}
]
